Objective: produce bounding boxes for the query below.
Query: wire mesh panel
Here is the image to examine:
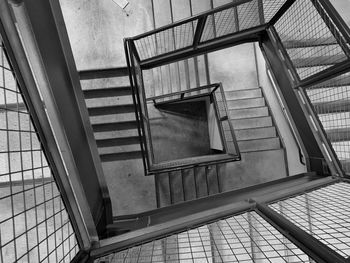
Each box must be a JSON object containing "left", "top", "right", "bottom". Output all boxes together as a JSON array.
[
  {"left": 270, "top": 182, "right": 350, "bottom": 258},
  {"left": 0, "top": 38, "right": 79, "bottom": 262},
  {"left": 274, "top": 0, "right": 349, "bottom": 80},
  {"left": 134, "top": 20, "right": 197, "bottom": 61},
  {"left": 305, "top": 71, "right": 350, "bottom": 173},
  {"left": 94, "top": 211, "right": 313, "bottom": 263},
  {"left": 132, "top": 0, "right": 291, "bottom": 63}
]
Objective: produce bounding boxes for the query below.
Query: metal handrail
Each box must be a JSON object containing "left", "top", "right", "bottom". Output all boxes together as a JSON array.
[{"left": 129, "top": 0, "right": 252, "bottom": 41}]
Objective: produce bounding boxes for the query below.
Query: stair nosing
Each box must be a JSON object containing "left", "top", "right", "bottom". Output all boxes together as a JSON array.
[
  {"left": 226, "top": 97, "right": 265, "bottom": 103},
  {"left": 236, "top": 136, "right": 279, "bottom": 142},
  {"left": 233, "top": 125, "right": 275, "bottom": 131}
]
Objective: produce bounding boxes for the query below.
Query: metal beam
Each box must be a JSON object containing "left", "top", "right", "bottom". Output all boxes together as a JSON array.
[
  {"left": 140, "top": 25, "right": 266, "bottom": 69},
  {"left": 256, "top": 203, "right": 347, "bottom": 263},
  {"left": 0, "top": 0, "right": 95, "bottom": 248},
  {"left": 193, "top": 16, "right": 207, "bottom": 48},
  {"left": 268, "top": 0, "right": 296, "bottom": 25},
  {"left": 92, "top": 201, "right": 254, "bottom": 258},
  {"left": 13, "top": 0, "right": 113, "bottom": 236},
  {"left": 260, "top": 31, "right": 329, "bottom": 175}
]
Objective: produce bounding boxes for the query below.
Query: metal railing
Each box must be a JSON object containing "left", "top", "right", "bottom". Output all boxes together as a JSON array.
[
  {"left": 148, "top": 83, "right": 240, "bottom": 158},
  {"left": 0, "top": 35, "right": 79, "bottom": 262},
  {"left": 268, "top": 0, "right": 350, "bottom": 175},
  {"left": 94, "top": 176, "right": 350, "bottom": 262}
]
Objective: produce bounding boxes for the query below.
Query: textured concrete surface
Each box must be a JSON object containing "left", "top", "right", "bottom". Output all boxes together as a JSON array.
[
  {"left": 254, "top": 43, "right": 307, "bottom": 175},
  {"left": 57, "top": 0, "right": 340, "bottom": 214}
]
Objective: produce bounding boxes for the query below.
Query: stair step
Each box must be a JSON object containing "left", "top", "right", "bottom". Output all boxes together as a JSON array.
[
  {"left": 98, "top": 144, "right": 141, "bottom": 155},
  {"left": 96, "top": 136, "right": 140, "bottom": 148},
  {"left": 85, "top": 95, "right": 134, "bottom": 108},
  {"left": 326, "top": 127, "right": 350, "bottom": 142},
  {"left": 88, "top": 104, "right": 135, "bottom": 116},
  {"left": 79, "top": 67, "right": 128, "bottom": 80},
  {"left": 237, "top": 137, "right": 280, "bottom": 152},
  {"left": 225, "top": 88, "right": 262, "bottom": 100},
  {"left": 194, "top": 166, "right": 209, "bottom": 198},
  {"left": 81, "top": 75, "right": 131, "bottom": 90},
  {"left": 100, "top": 151, "right": 142, "bottom": 162},
  {"left": 313, "top": 100, "right": 350, "bottom": 114},
  {"left": 83, "top": 86, "right": 132, "bottom": 99},
  {"left": 181, "top": 168, "right": 197, "bottom": 201},
  {"left": 235, "top": 127, "right": 277, "bottom": 141},
  {"left": 231, "top": 116, "right": 273, "bottom": 129},
  {"left": 94, "top": 129, "right": 139, "bottom": 140},
  {"left": 155, "top": 173, "right": 171, "bottom": 207},
  {"left": 227, "top": 97, "right": 265, "bottom": 109},
  {"left": 229, "top": 106, "right": 269, "bottom": 120},
  {"left": 293, "top": 55, "right": 347, "bottom": 68},
  {"left": 311, "top": 74, "right": 350, "bottom": 89},
  {"left": 283, "top": 37, "right": 338, "bottom": 49},
  {"left": 92, "top": 121, "right": 138, "bottom": 133},
  {"left": 89, "top": 112, "right": 136, "bottom": 124},
  {"left": 169, "top": 171, "right": 185, "bottom": 204}
]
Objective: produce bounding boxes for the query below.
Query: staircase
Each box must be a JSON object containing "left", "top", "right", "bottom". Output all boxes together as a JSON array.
[
  {"left": 79, "top": 67, "right": 142, "bottom": 162},
  {"left": 154, "top": 85, "right": 284, "bottom": 207},
  {"left": 227, "top": 87, "right": 281, "bottom": 153},
  {"left": 273, "top": 0, "right": 350, "bottom": 174}
]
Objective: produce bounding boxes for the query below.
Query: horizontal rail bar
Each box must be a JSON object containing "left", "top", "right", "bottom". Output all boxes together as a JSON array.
[
  {"left": 256, "top": 203, "right": 347, "bottom": 263},
  {"left": 147, "top": 83, "right": 219, "bottom": 101},
  {"left": 128, "top": 0, "right": 252, "bottom": 41},
  {"left": 140, "top": 25, "right": 266, "bottom": 69},
  {"left": 91, "top": 201, "right": 255, "bottom": 259}
]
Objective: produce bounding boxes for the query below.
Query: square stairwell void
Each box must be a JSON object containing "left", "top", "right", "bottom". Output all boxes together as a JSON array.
[
  {"left": 143, "top": 84, "right": 240, "bottom": 173},
  {"left": 148, "top": 97, "right": 217, "bottom": 163}
]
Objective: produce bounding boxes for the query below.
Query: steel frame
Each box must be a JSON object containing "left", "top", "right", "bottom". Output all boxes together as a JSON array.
[{"left": 90, "top": 173, "right": 346, "bottom": 262}]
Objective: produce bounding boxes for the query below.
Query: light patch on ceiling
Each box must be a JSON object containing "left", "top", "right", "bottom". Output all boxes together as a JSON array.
[{"left": 112, "top": 0, "right": 129, "bottom": 9}]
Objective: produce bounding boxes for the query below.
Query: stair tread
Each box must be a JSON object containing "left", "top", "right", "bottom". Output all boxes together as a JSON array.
[
  {"left": 229, "top": 106, "right": 269, "bottom": 120},
  {"left": 100, "top": 151, "right": 142, "bottom": 162},
  {"left": 83, "top": 86, "right": 132, "bottom": 98},
  {"left": 88, "top": 104, "right": 135, "bottom": 116},
  {"left": 227, "top": 97, "right": 265, "bottom": 109},
  {"left": 96, "top": 136, "right": 140, "bottom": 147},
  {"left": 283, "top": 37, "right": 338, "bottom": 49},
  {"left": 237, "top": 137, "right": 281, "bottom": 152},
  {"left": 79, "top": 67, "right": 128, "bottom": 80},
  {"left": 325, "top": 127, "right": 350, "bottom": 142},
  {"left": 313, "top": 99, "right": 350, "bottom": 114},
  {"left": 98, "top": 144, "right": 141, "bottom": 155},
  {"left": 293, "top": 55, "right": 347, "bottom": 68},
  {"left": 225, "top": 88, "right": 262, "bottom": 100},
  {"left": 231, "top": 116, "right": 273, "bottom": 129},
  {"left": 92, "top": 120, "right": 138, "bottom": 132},
  {"left": 235, "top": 127, "right": 277, "bottom": 141}
]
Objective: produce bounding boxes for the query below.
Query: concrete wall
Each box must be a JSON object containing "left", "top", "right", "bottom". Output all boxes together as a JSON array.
[
  {"left": 59, "top": 0, "right": 154, "bottom": 70},
  {"left": 254, "top": 44, "right": 307, "bottom": 176}
]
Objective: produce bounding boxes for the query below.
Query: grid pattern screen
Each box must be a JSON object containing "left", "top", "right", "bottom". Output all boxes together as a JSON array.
[
  {"left": 0, "top": 35, "right": 79, "bottom": 262},
  {"left": 95, "top": 211, "right": 313, "bottom": 262},
  {"left": 270, "top": 182, "right": 350, "bottom": 258}
]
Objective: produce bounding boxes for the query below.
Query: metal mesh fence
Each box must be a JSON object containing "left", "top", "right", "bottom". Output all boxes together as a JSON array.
[
  {"left": 305, "top": 71, "right": 350, "bottom": 173},
  {"left": 133, "top": 0, "right": 290, "bottom": 62},
  {"left": 274, "top": 0, "right": 349, "bottom": 80},
  {"left": 0, "top": 38, "right": 79, "bottom": 262},
  {"left": 95, "top": 211, "right": 312, "bottom": 263},
  {"left": 269, "top": 182, "right": 350, "bottom": 258}
]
